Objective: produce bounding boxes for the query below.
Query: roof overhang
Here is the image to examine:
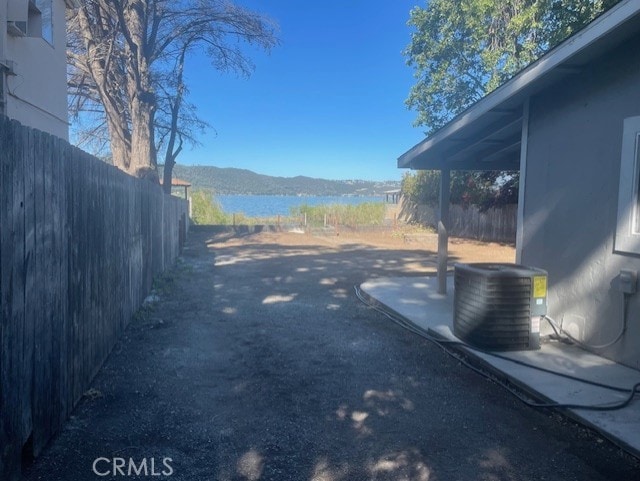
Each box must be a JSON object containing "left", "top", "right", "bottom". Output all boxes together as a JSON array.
[
  {"left": 398, "top": 0, "right": 640, "bottom": 171},
  {"left": 171, "top": 178, "right": 192, "bottom": 187}
]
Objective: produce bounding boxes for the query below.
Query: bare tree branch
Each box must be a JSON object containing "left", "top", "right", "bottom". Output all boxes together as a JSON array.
[{"left": 67, "top": 0, "right": 279, "bottom": 183}]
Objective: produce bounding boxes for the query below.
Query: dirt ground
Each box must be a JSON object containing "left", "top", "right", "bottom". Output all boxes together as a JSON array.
[
  {"left": 23, "top": 228, "right": 638, "bottom": 481},
  {"left": 215, "top": 228, "right": 516, "bottom": 273}
]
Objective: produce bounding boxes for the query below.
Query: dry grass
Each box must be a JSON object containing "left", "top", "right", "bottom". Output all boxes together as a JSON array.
[{"left": 206, "top": 228, "right": 516, "bottom": 274}]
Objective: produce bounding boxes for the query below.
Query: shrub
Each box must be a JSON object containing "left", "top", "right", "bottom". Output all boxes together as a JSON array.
[
  {"left": 291, "top": 202, "right": 386, "bottom": 227},
  {"left": 190, "top": 190, "right": 230, "bottom": 225}
]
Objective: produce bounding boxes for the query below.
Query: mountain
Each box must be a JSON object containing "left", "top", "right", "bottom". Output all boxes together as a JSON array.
[{"left": 168, "top": 165, "right": 401, "bottom": 196}]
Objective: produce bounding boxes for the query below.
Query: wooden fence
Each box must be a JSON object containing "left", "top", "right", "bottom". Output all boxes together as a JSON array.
[
  {"left": 0, "top": 117, "right": 188, "bottom": 481},
  {"left": 400, "top": 200, "right": 517, "bottom": 243}
]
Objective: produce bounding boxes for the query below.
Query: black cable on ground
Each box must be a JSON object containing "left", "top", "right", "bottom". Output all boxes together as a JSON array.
[{"left": 354, "top": 285, "right": 640, "bottom": 412}]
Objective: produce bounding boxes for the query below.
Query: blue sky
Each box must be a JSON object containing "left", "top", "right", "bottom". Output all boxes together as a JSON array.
[{"left": 181, "top": 1, "right": 425, "bottom": 181}]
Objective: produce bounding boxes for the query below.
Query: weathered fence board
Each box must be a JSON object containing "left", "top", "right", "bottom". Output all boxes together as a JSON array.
[
  {"left": 0, "top": 112, "right": 20, "bottom": 481},
  {"left": 400, "top": 200, "right": 517, "bottom": 243},
  {"left": 0, "top": 117, "right": 189, "bottom": 481}
]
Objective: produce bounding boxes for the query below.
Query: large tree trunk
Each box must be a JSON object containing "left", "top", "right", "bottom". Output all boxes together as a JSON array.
[
  {"left": 105, "top": 118, "right": 131, "bottom": 171},
  {"left": 123, "top": 0, "right": 158, "bottom": 181},
  {"left": 129, "top": 93, "right": 158, "bottom": 181},
  {"left": 162, "top": 160, "right": 175, "bottom": 194},
  {"left": 70, "top": 0, "right": 278, "bottom": 183}
]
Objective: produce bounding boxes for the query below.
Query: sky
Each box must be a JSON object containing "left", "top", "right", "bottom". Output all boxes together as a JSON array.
[{"left": 180, "top": 1, "right": 426, "bottom": 181}]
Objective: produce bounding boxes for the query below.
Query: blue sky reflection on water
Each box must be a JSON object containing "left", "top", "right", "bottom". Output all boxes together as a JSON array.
[{"left": 215, "top": 194, "right": 384, "bottom": 217}]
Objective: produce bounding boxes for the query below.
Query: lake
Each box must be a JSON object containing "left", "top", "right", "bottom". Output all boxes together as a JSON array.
[{"left": 215, "top": 195, "right": 385, "bottom": 217}]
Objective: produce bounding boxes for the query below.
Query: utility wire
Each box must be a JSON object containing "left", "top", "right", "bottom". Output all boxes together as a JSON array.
[{"left": 353, "top": 285, "right": 640, "bottom": 411}]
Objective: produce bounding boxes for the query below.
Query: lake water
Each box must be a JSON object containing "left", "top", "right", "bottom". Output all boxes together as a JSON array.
[{"left": 216, "top": 195, "right": 384, "bottom": 217}]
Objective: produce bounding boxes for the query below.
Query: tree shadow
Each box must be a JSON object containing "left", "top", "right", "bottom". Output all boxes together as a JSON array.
[{"left": 21, "top": 227, "right": 640, "bottom": 481}]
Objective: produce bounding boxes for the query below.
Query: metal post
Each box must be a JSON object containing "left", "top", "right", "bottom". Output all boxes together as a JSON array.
[
  {"left": 516, "top": 98, "right": 530, "bottom": 264},
  {"left": 438, "top": 169, "right": 450, "bottom": 295}
]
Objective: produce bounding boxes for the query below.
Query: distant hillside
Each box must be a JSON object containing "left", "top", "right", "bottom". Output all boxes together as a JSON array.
[{"left": 168, "top": 165, "right": 401, "bottom": 196}]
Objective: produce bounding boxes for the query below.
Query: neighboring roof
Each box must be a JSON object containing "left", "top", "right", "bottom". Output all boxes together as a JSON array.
[
  {"left": 171, "top": 178, "right": 191, "bottom": 187},
  {"left": 398, "top": 0, "right": 640, "bottom": 171}
]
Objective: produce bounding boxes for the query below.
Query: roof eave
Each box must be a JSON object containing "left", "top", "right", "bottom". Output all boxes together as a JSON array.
[{"left": 398, "top": 0, "right": 640, "bottom": 170}]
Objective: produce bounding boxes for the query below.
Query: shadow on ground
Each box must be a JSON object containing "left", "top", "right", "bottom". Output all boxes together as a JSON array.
[{"left": 22, "top": 228, "right": 639, "bottom": 481}]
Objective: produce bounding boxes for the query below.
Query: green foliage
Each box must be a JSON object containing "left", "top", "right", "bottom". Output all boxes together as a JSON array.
[
  {"left": 401, "top": 170, "right": 519, "bottom": 210},
  {"left": 190, "top": 190, "right": 231, "bottom": 225},
  {"left": 224, "top": 212, "right": 296, "bottom": 226},
  {"left": 401, "top": 171, "right": 441, "bottom": 205},
  {"left": 450, "top": 171, "right": 520, "bottom": 209},
  {"left": 403, "top": 0, "right": 614, "bottom": 209},
  {"left": 190, "top": 190, "right": 388, "bottom": 227},
  {"left": 405, "top": 0, "right": 619, "bottom": 132},
  {"left": 291, "top": 203, "right": 386, "bottom": 228}
]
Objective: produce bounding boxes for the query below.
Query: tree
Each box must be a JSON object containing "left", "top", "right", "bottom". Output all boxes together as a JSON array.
[
  {"left": 401, "top": 170, "right": 440, "bottom": 205},
  {"left": 403, "top": 0, "right": 619, "bottom": 207},
  {"left": 405, "top": 0, "right": 620, "bottom": 133},
  {"left": 401, "top": 170, "right": 519, "bottom": 210},
  {"left": 67, "top": 0, "right": 278, "bottom": 187}
]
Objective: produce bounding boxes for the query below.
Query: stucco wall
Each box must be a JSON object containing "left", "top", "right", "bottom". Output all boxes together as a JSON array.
[
  {"left": 522, "top": 34, "right": 640, "bottom": 369},
  {"left": 0, "top": 2, "right": 7, "bottom": 113},
  {"left": 0, "top": 3, "right": 5, "bottom": 51},
  {"left": 3, "top": 0, "right": 68, "bottom": 139}
]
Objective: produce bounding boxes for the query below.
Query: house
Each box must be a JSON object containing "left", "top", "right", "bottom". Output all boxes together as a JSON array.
[
  {"left": 169, "top": 177, "right": 192, "bottom": 199},
  {"left": 398, "top": 0, "right": 640, "bottom": 369},
  {"left": 0, "top": 0, "right": 75, "bottom": 139}
]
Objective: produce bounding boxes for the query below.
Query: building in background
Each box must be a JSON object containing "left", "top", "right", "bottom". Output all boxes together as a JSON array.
[{"left": 0, "top": 0, "right": 75, "bottom": 139}]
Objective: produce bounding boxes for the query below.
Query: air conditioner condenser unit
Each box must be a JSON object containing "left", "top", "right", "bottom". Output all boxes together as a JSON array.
[{"left": 453, "top": 263, "right": 548, "bottom": 351}]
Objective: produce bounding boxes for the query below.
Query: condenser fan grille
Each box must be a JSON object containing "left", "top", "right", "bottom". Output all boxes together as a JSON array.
[{"left": 453, "top": 263, "right": 547, "bottom": 351}]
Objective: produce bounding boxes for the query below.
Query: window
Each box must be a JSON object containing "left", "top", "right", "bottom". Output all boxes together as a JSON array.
[
  {"left": 27, "top": 1, "right": 43, "bottom": 38},
  {"left": 28, "top": 0, "right": 53, "bottom": 44},
  {"left": 614, "top": 116, "right": 640, "bottom": 255},
  {"left": 34, "top": 0, "right": 53, "bottom": 44}
]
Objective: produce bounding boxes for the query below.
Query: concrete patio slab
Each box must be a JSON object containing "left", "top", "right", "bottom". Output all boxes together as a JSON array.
[{"left": 360, "top": 275, "right": 640, "bottom": 458}]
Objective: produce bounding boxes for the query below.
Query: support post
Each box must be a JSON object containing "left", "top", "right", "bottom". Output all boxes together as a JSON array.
[
  {"left": 516, "top": 98, "right": 530, "bottom": 264},
  {"left": 438, "top": 169, "right": 450, "bottom": 295}
]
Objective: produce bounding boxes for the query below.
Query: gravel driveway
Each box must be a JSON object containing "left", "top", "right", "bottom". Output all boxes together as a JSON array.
[{"left": 22, "top": 227, "right": 639, "bottom": 480}]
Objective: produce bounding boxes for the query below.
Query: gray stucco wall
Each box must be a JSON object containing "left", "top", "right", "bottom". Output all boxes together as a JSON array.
[{"left": 522, "top": 35, "right": 640, "bottom": 369}]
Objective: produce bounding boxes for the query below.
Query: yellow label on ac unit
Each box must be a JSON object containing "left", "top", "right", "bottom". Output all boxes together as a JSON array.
[{"left": 533, "top": 276, "right": 547, "bottom": 299}]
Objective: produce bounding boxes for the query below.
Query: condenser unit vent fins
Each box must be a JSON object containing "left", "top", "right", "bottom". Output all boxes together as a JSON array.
[{"left": 453, "top": 263, "right": 548, "bottom": 351}]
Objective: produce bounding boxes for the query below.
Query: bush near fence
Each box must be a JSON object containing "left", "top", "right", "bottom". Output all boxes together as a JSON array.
[
  {"left": 0, "top": 117, "right": 188, "bottom": 481},
  {"left": 400, "top": 199, "right": 517, "bottom": 243}
]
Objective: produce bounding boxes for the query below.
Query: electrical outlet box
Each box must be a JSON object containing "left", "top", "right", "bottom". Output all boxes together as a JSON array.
[{"left": 619, "top": 269, "right": 637, "bottom": 294}]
